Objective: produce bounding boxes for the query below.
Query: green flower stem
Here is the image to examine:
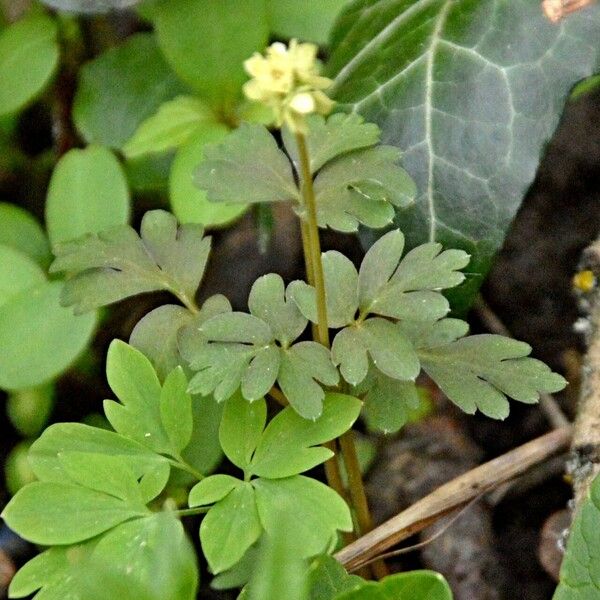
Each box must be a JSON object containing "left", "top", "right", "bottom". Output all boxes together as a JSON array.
[
  {"left": 168, "top": 458, "right": 205, "bottom": 481},
  {"left": 173, "top": 506, "right": 210, "bottom": 518}
]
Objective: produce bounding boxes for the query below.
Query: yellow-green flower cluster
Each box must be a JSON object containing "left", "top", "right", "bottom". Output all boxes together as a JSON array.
[{"left": 243, "top": 40, "right": 334, "bottom": 132}]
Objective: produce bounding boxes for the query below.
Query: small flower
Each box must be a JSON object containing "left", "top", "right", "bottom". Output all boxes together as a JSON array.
[{"left": 243, "top": 40, "right": 334, "bottom": 132}]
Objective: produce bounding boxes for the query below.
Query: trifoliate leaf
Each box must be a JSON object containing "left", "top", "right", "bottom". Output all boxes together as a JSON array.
[
  {"left": 312, "top": 146, "right": 415, "bottom": 232},
  {"left": 357, "top": 368, "right": 420, "bottom": 434},
  {"left": 332, "top": 318, "right": 419, "bottom": 386},
  {"left": 50, "top": 210, "right": 210, "bottom": 314},
  {"left": 1, "top": 481, "right": 149, "bottom": 545},
  {"left": 278, "top": 342, "right": 339, "bottom": 420},
  {"left": 416, "top": 333, "right": 567, "bottom": 419},
  {"left": 159, "top": 367, "right": 193, "bottom": 454},
  {"left": 555, "top": 472, "right": 600, "bottom": 599},
  {"left": 194, "top": 123, "right": 300, "bottom": 205},
  {"left": 282, "top": 113, "right": 381, "bottom": 174},
  {"left": 200, "top": 482, "right": 262, "bottom": 574},
  {"left": 250, "top": 392, "right": 361, "bottom": 479},
  {"left": 123, "top": 95, "right": 217, "bottom": 158},
  {"left": 219, "top": 393, "right": 267, "bottom": 471},
  {"left": 253, "top": 476, "right": 352, "bottom": 558},
  {"left": 189, "top": 474, "right": 242, "bottom": 507},
  {"left": 104, "top": 340, "right": 171, "bottom": 454},
  {"left": 290, "top": 251, "right": 359, "bottom": 328}
]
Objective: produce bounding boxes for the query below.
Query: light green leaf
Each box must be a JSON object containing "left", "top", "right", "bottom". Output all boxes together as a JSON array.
[
  {"left": 419, "top": 333, "right": 567, "bottom": 419},
  {"left": 105, "top": 340, "right": 171, "bottom": 453},
  {"left": 201, "top": 312, "right": 273, "bottom": 345},
  {"left": 189, "top": 474, "right": 241, "bottom": 507},
  {"left": 200, "top": 483, "right": 262, "bottom": 574},
  {"left": 329, "top": 0, "right": 600, "bottom": 311},
  {"left": 149, "top": 0, "right": 268, "bottom": 107},
  {"left": 219, "top": 393, "right": 267, "bottom": 470},
  {"left": 248, "top": 274, "right": 307, "bottom": 346},
  {"left": 290, "top": 251, "right": 358, "bottom": 328},
  {"left": 0, "top": 244, "right": 46, "bottom": 307},
  {"left": 279, "top": 342, "right": 339, "bottom": 420},
  {"left": 400, "top": 318, "right": 469, "bottom": 349},
  {"left": 1, "top": 481, "right": 148, "bottom": 545},
  {"left": 358, "top": 368, "right": 420, "bottom": 434},
  {"left": 170, "top": 123, "right": 249, "bottom": 228},
  {"left": 253, "top": 476, "right": 352, "bottom": 557},
  {"left": 312, "top": 146, "right": 415, "bottom": 232},
  {"left": 5, "top": 441, "right": 36, "bottom": 496},
  {"left": 130, "top": 305, "right": 193, "bottom": 381},
  {"left": 45, "top": 146, "right": 130, "bottom": 249},
  {"left": 307, "top": 555, "right": 365, "bottom": 599},
  {"left": 283, "top": 113, "right": 381, "bottom": 174},
  {"left": 7, "top": 383, "right": 55, "bottom": 437},
  {"left": 160, "top": 367, "right": 193, "bottom": 454},
  {"left": 194, "top": 123, "right": 300, "bottom": 205},
  {"left": 29, "top": 422, "right": 168, "bottom": 484},
  {"left": 73, "top": 33, "right": 187, "bottom": 149},
  {"left": 50, "top": 209, "right": 210, "bottom": 314},
  {"left": 332, "top": 318, "right": 419, "bottom": 386},
  {"left": 0, "top": 14, "right": 59, "bottom": 116},
  {"left": 0, "top": 202, "right": 51, "bottom": 268},
  {"left": 58, "top": 452, "right": 145, "bottom": 504},
  {"left": 250, "top": 392, "right": 361, "bottom": 479},
  {"left": 555, "top": 472, "right": 600, "bottom": 599},
  {"left": 124, "top": 95, "right": 216, "bottom": 158},
  {"left": 0, "top": 281, "right": 97, "bottom": 390}
]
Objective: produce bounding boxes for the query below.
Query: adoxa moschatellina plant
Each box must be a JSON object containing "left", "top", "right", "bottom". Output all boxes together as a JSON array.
[{"left": 1, "top": 40, "right": 566, "bottom": 599}]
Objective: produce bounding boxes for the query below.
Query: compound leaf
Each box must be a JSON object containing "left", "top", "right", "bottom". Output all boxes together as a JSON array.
[
  {"left": 50, "top": 210, "right": 210, "bottom": 314},
  {"left": 194, "top": 123, "right": 300, "bottom": 205},
  {"left": 250, "top": 392, "right": 361, "bottom": 479}
]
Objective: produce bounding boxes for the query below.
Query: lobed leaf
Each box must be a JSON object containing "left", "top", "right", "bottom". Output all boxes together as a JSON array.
[
  {"left": 188, "top": 474, "right": 242, "bottom": 507},
  {"left": 159, "top": 367, "right": 193, "bottom": 454},
  {"left": 50, "top": 210, "right": 210, "bottom": 314}
]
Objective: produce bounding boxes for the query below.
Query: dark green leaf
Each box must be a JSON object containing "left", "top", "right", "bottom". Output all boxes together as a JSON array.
[
  {"left": 1, "top": 482, "right": 148, "bottom": 545},
  {"left": 200, "top": 483, "right": 262, "bottom": 574},
  {"left": 149, "top": 0, "right": 268, "bottom": 108},
  {"left": 170, "top": 124, "right": 249, "bottom": 227},
  {"left": 73, "top": 33, "right": 187, "bottom": 149},
  {"left": 0, "top": 14, "right": 59, "bottom": 116},
  {"left": 0, "top": 281, "right": 97, "bottom": 390},
  {"left": 219, "top": 393, "right": 267, "bottom": 470},
  {"left": 50, "top": 209, "right": 210, "bottom": 314},
  {"left": 329, "top": 0, "right": 600, "bottom": 309},
  {"left": 195, "top": 123, "right": 300, "bottom": 205},
  {"left": 45, "top": 146, "right": 130, "bottom": 248},
  {"left": 253, "top": 476, "right": 352, "bottom": 557},
  {"left": 250, "top": 392, "right": 361, "bottom": 478},
  {"left": 0, "top": 202, "right": 51, "bottom": 268}
]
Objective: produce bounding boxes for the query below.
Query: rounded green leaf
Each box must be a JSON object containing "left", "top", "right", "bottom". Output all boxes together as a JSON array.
[
  {"left": 7, "top": 383, "right": 55, "bottom": 437},
  {"left": 5, "top": 441, "right": 36, "bottom": 496},
  {"left": 0, "top": 281, "right": 97, "bottom": 390},
  {"left": 0, "top": 244, "right": 46, "bottom": 307},
  {"left": 170, "top": 124, "right": 249, "bottom": 228},
  {"left": 189, "top": 474, "right": 241, "bottom": 507},
  {"left": 0, "top": 14, "right": 59, "bottom": 116},
  {"left": 73, "top": 33, "right": 187, "bottom": 149},
  {"left": 0, "top": 202, "right": 51, "bottom": 268},
  {"left": 46, "top": 146, "right": 130, "bottom": 248},
  {"left": 150, "top": 0, "right": 268, "bottom": 107}
]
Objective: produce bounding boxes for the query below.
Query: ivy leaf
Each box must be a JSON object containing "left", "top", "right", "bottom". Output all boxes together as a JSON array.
[
  {"left": 555, "top": 472, "right": 600, "bottom": 599},
  {"left": 73, "top": 33, "right": 187, "bottom": 149},
  {"left": 312, "top": 146, "right": 415, "bottom": 232},
  {"left": 219, "top": 393, "right": 267, "bottom": 471},
  {"left": 0, "top": 14, "right": 59, "bottom": 117},
  {"left": 332, "top": 318, "right": 419, "bottom": 387},
  {"left": 189, "top": 474, "right": 242, "bottom": 507},
  {"left": 160, "top": 367, "right": 193, "bottom": 455},
  {"left": 123, "top": 96, "right": 217, "bottom": 158},
  {"left": 253, "top": 476, "right": 352, "bottom": 558},
  {"left": 50, "top": 210, "right": 210, "bottom": 314},
  {"left": 200, "top": 482, "right": 262, "bottom": 574},
  {"left": 329, "top": 0, "right": 600, "bottom": 310},
  {"left": 357, "top": 368, "right": 421, "bottom": 434},
  {"left": 194, "top": 123, "right": 300, "bottom": 205},
  {"left": 1, "top": 481, "right": 149, "bottom": 545},
  {"left": 45, "top": 146, "right": 130, "bottom": 249},
  {"left": 282, "top": 113, "right": 381, "bottom": 174},
  {"left": 250, "top": 392, "right": 361, "bottom": 479},
  {"left": 104, "top": 340, "right": 171, "bottom": 454},
  {"left": 413, "top": 331, "right": 568, "bottom": 419}
]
